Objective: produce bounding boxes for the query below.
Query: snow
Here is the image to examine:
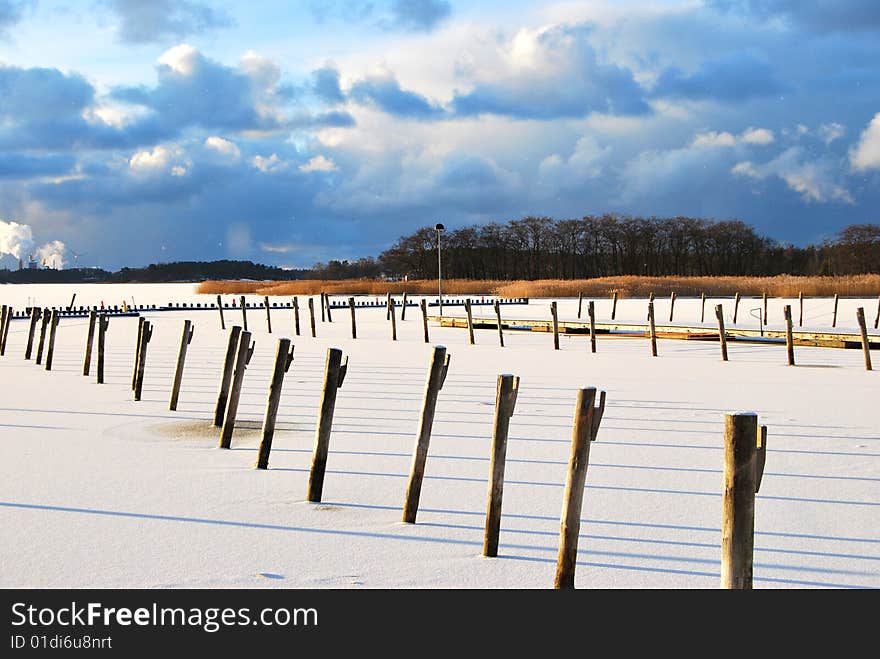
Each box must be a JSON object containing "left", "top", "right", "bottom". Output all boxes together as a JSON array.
[{"left": 1, "top": 283, "right": 878, "bottom": 589}]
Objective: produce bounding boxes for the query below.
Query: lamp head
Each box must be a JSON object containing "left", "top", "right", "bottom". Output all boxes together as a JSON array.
[{"left": 434, "top": 223, "right": 445, "bottom": 231}]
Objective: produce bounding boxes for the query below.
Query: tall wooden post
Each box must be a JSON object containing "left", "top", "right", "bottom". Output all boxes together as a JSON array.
[
  {"left": 874, "top": 294, "right": 880, "bottom": 330},
  {"left": 325, "top": 292, "right": 332, "bottom": 322},
  {"left": 96, "top": 314, "right": 109, "bottom": 384},
  {"left": 733, "top": 292, "right": 741, "bottom": 324},
  {"left": 306, "top": 348, "right": 348, "bottom": 501},
  {"left": 25, "top": 307, "right": 41, "bottom": 360},
  {"left": 555, "top": 387, "right": 605, "bottom": 589},
  {"left": 420, "top": 299, "right": 430, "bottom": 343},
  {"left": 0, "top": 305, "right": 8, "bottom": 355},
  {"left": 762, "top": 292, "right": 768, "bottom": 326},
  {"left": 133, "top": 320, "right": 152, "bottom": 400},
  {"left": 236, "top": 295, "right": 246, "bottom": 330},
  {"left": 35, "top": 309, "right": 50, "bottom": 365},
  {"left": 349, "top": 297, "right": 357, "bottom": 339},
  {"left": 716, "top": 304, "right": 728, "bottom": 361},
  {"left": 255, "top": 339, "right": 295, "bottom": 469},
  {"left": 856, "top": 307, "right": 872, "bottom": 371},
  {"left": 551, "top": 301, "right": 559, "bottom": 350},
  {"left": 783, "top": 305, "right": 795, "bottom": 366},
  {"left": 213, "top": 326, "right": 242, "bottom": 427},
  {"left": 308, "top": 297, "right": 317, "bottom": 337},
  {"left": 721, "top": 412, "right": 758, "bottom": 589},
  {"left": 388, "top": 295, "right": 397, "bottom": 341},
  {"left": 577, "top": 293, "right": 583, "bottom": 319},
  {"left": 217, "top": 295, "right": 225, "bottom": 330},
  {"left": 402, "top": 345, "right": 451, "bottom": 523},
  {"left": 132, "top": 316, "right": 144, "bottom": 390},
  {"left": 321, "top": 292, "right": 326, "bottom": 322},
  {"left": 611, "top": 291, "right": 618, "bottom": 321},
  {"left": 465, "top": 299, "right": 475, "bottom": 345},
  {"left": 0, "top": 306, "right": 11, "bottom": 354},
  {"left": 44, "top": 310, "right": 60, "bottom": 371},
  {"left": 401, "top": 291, "right": 408, "bottom": 320},
  {"left": 648, "top": 301, "right": 657, "bottom": 357},
  {"left": 82, "top": 310, "right": 97, "bottom": 376},
  {"left": 483, "top": 374, "right": 520, "bottom": 558},
  {"left": 669, "top": 291, "right": 676, "bottom": 322},
  {"left": 832, "top": 293, "right": 839, "bottom": 328},
  {"left": 494, "top": 300, "right": 504, "bottom": 347},
  {"left": 264, "top": 296, "right": 272, "bottom": 333},
  {"left": 385, "top": 292, "right": 392, "bottom": 321},
  {"left": 701, "top": 292, "right": 706, "bottom": 322},
  {"left": 219, "top": 330, "right": 254, "bottom": 449},
  {"left": 588, "top": 301, "right": 596, "bottom": 353},
  {"left": 293, "top": 297, "right": 300, "bottom": 336},
  {"left": 169, "top": 320, "right": 195, "bottom": 411},
  {"left": 799, "top": 292, "right": 804, "bottom": 327}
]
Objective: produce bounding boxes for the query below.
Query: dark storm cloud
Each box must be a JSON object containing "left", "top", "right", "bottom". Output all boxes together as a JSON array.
[
  {"left": 349, "top": 72, "right": 445, "bottom": 118},
  {"left": 652, "top": 52, "right": 785, "bottom": 102},
  {"left": 706, "top": 0, "right": 880, "bottom": 34},
  {"left": 101, "top": 0, "right": 233, "bottom": 44}
]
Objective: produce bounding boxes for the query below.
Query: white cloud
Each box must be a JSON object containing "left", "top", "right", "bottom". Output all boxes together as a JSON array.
[
  {"left": 250, "top": 153, "right": 287, "bottom": 172},
  {"left": 850, "top": 113, "right": 880, "bottom": 171},
  {"left": 204, "top": 136, "right": 241, "bottom": 159},
  {"left": 818, "top": 122, "right": 845, "bottom": 145},
  {"left": 691, "top": 131, "right": 736, "bottom": 148},
  {"left": 299, "top": 155, "right": 338, "bottom": 173},
  {"left": 129, "top": 145, "right": 191, "bottom": 176},
  {"left": 157, "top": 44, "right": 199, "bottom": 75},
  {"left": 741, "top": 127, "right": 774, "bottom": 145},
  {"left": 732, "top": 147, "right": 854, "bottom": 204}
]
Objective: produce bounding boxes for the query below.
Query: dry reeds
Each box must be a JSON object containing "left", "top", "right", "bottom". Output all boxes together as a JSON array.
[{"left": 198, "top": 279, "right": 507, "bottom": 297}]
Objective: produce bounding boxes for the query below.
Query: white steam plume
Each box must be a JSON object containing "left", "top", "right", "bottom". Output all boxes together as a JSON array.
[
  {"left": 0, "top": 220, "right": 35, "bottom": 260},
  {"left": 37, "top": 240, "right": 67, "bottom": 269}
]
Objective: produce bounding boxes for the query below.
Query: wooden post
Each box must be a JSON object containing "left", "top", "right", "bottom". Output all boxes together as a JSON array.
[
  {"left": 648, "top": 301, "right": 657, "bottom": 357},
  {"left": 264, "top": 296, "right": 272, "bottom": 333},
  {"left": 551, "top": 301, "right": 559, "bottom": 350},
  {"left": 762, "top": 292, "right": 768, "bottom": 327},
  {"left": 96, "top": 314, "right": 109, "bottom": 384},
  {"left": 133, "top": 320, "right": 152, "bottom": 400},
  {"left": 784, "top": 305, "right": 795, "bottom": 366},
  {"left": 385, "top": 292, "right": 392, "bottom": 321},
  {"left": 733, "top": 292, "right": 741, "bottom": 324},
  {"left": 82, "top": 310, "right": 97, "bottom": 376},
  {"left": 555, "top": 387, "right": 605, "bottom": 589},
  {"left": 320, "top": 292, "right": 326, "bottom": 322},
  {"left": 588, "top": 301, "right": 596, "bottom": 353},
  {"left": 217, "top": 295, "right": 225, "bottom": 330},
  {"left": 856, "top": 307, "right": 872, "bottom": 371},
  {"left": 832, "top": 293, "right": 839, "bottom": 328},
  {"left": 388, "top": 295, "right": 397, "bottom": 341},
  {"left": 67, "top": 293, "right": 76, "bottom": 311},
  {"left": 465, "top": 299, "right": 475, "bottom": 345},
  {"left": 799, "top": 292, "right": 804, "bottom": 327},
  {"left": 577, "top": 293, "right": 583, "bottom": 319},
  {"left": 0, "top": 305, "right": 9, "bottom": 355},
  {"left": 35, "top": 309, "right": 50, "bottom": 365},
  {"left": 308, "top": 297, "right": 317, "bottom": 337},
  {"left": 255, "top": 339, "right": 295, "bottom": 469},
  {"left": 420, "top": 299, "right": 429, "bottom": 343},
  {"left": 401, "top": 291, "right": 408, "bottom": 320},
  {"left": 701, "top": 292, "right": 706, "bottom": 322},
  {"left": 721, "top": 412, "right": 758, "bottom": 589},
  {"left": 716, "top": 304, "right": 728, "bottom": 361},
  {"left": 240, "top": 295, "right": 247, "bottom": 331},
  {"left": 668, "top": 291, "right": 676, "bottom": 322},
  {"left": 219, "top": 330, "right": 254, "bottom": 449},
  {"left": 402, "top": 345, "right": 451, "bottom": 524},
  {"left": 43, "top": 309, "right": 60, "bottom": 371},
  {"left": 306, "top": 348, "right": 348, "bottom": 501},
  {"left": 483, "top": 373, "right": 520, "bottom": 558},
  {"left": 213, "top": 326, "right": 242, "bottom": 427},
  {"left": 874, "top": 294, "right": 880, "bottom": 330},
  {"left": 0, "top": 306, "right": 11, "bottom": 354},
  {"left": 169, "top": 320, "right": 195, "bottom": 411},
  {"left": 494, "top": 299, "right": 504, "bottom": 347},
  {"left": 132, "top": 316, "right": 144, "bottom": 391},
  {"left": 293, "top": 297, "right": 300, "bottom": 336},
  {"left": 325, "top": 292, "right": 332, "bottom": 322},
  {"left": 25, "top": 307, "right": 41, "bottom": 360},
  {"left": 349, "top": 297, "right": 357, "bottom": 339},
  {"left": 611, "top": 291, "right": 618, "bottom": 321}
]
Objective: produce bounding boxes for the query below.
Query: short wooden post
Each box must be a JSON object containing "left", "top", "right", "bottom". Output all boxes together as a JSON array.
[
  {"left": 132, "top": 316, "right": 144, "bottom": 390},
  {"left": 783, "top": 305, "right": 795, "bottom": 366},
  {"left": 349, "top": 297, "right": 357, "bottom": 339},
  {"left": 648, "top": 301, "right": 657, "bottom": 357},
  {"left": 264, "top": 296, "right": 272, "bottom": 333},
  {"left": 325, "top": 292, "right": 333, "bottom": 322},
  {"left": 733, "top": 292, "right": 741, "bottom": 324},
  {"left": 239, "top": 295, "right": 248, "bottom": 330},
  {"left": 82, "top": 310, "right": 97, "bottom": 376},
  {"left": 465, "top": 299, "right": 475, "bottom": 345},
  {"left": 551, "top": 301, "right": 559, "bottom": 350},
  {"left": 255, "top": 339, "right": 295, "bottom": 469},
  {"left": 832, "top": 293, "right": 839, "bottom": 328},
  {"left": 213, "top": 326, "right": 242, "bottom": 427},
  {"left": 169, "top": 320, "right": 195, "bottom": 411},
  {"left": 669, "top": 291, "right": 676, "bottom": 322},
  {"left": 35, "top": 309, "right": 50, "bottom": 365},
  {"left": 721, "top": 412, "right": 758, "bottom": 589},
  {"left": 44, "top": 310, "right": 60, "bottom": 371},
  {"left": 494, "top": 300, "right": 504, "bottom": 347},
  {"left": 420, "top": 299, "right": 429, "bottom": 343},
  {"left": 483, "top": 373, "right": 520, "bottom": 558},
  {"left": 799, "top": 292, "right": 804, "bottom": 327},
  {"left": 555, "top": 387, "right": 605, "bottom": 589},
  {"left": 755, "top": 425, "right": 767, "bottom": 494},
  {"left": 701, "top": 292, "right": 706, "bottom": 322},
  {"left": 293, "top": 297, "right": 300, "bottom": 336},
  {"left": 611, "top": 291, "right": 618, "bottom": 320},
  {"left": 219, "top": 330, "right": 254, "bottom": 449},
  {"left": 388, "top": 295, "right": 397, "bottom": 341},
  {"left": 716, "top": 304, "right": 728, "bottom": 361},
  {"left": 401, "top": 291, "right": 408, "bottom": 320},
  {"left": 307, "top": 297, "right": 316, "bottom": 337},
  {"left": 25, "top": 307, "right": 41, "bottom": 360},
  {"left": 217, "top": 295, "right": 225, "bottom": 330},
  {"left": 402, "top": 345, "right": 451, "bottom": 523},
  {"left": 133, "top": 320, "right": 152, "bottom": 400},
  {"left": 577, "top": 293, "right": 583, "bottom": 319},
  {"left": 588, "top": 301, "right": 596, "bottom": 353},
  {"left": 96, "top": 314, "right": 109, "bottom": 384},
  {"left": 306, "top": 348, "right": 348, "bottom": 501},
  {"left": 856, "top": 307, "right": 872, "bottom": 371}
]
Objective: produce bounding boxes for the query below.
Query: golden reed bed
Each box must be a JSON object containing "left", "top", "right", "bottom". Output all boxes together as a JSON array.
[{"left": 197, "top": 275, "right": 880, "bottom": 299}]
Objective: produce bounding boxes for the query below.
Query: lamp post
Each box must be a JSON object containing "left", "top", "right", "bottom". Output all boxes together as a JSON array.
[{"left": 435, "top": 223, "right": 445, "bottom": 315}]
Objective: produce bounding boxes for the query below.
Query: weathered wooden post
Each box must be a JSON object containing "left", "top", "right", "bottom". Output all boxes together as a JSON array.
[
  {"left": 784, "top": 305, "right": 795, "bottom": 366},
  {"left": 0, "top": 305, "right": 7, "bottom": 356},
  {"left": 236, "top": 295, "right": 246, "bottom": 330},
  {"left": 799, "top": 292, "right": 804, "bottom": 327},
  {"left": 306, "top": 348, "right": 348, "bottom": 501},
  {"left": 217, "top": 294, "right": 225, "bottom": 330},
  {"left": 131, "top": 317, "right": 144, "bottom": 390},
  {"left": 420, "top": 299, "right": 430, "bottom": 343},
  {"left": 733, "top": 292, "right": 741, "bottom": 324},
  {"left": 494, "top": 299, "right": 504, "bottom": 347},
  {"left": 82, "top": 310, "right": 97, "bottom": 376},
  {"left": 701, "top": 292, "right": 706, "bottom": 322},
  {"left": 320, "top": 292, "right": 326, "bottom": 322},
  {"left": 169, "top": 320, "right": 195, "bottom": 411},
  {"left": 856, "top": 307, "right": 872, "bottom": 371},
  {"left": 716, "top": 304, "right": 729, "bottom": 361},
  {"left": 44, "top": 310, "right": 60, "bottom": 371},
  {"left": 832, "top": 293, "right": 839, "bottom": 328},
  {"left": 874, "top": 294, "right": 880, "bottom": 330},
  {"left": 133, "top": 320, "right": 152, "bottom": 400},
  {"left": 465, "top": 299, "right": 475, "bottom": 345},
  {"left": 385, "top": 292, "right": 392, "bottom": 321},
  {"left": 96, "top": 314, "right": 109, "bottom": 384},
  {"left": 35, "top": 308, "right": 50, "bottom": 365},
  {"left": 293, "top": 297, "right": 300, "bottom": 336},
  {"left": 402, "top": 345, "right": 451, "bottom": 523},
  {"left": 255, "top": 338, "right": 295, "bottom": 470},
  {"left": 25, "top": 307, "right": 41, "bottom": 360},
  {"left": 577, "top": 293, "right": 583, "bottom": 319},
  {"left": 349, "top": 297, "right": 357, "bottom": 339},
  {"left": 483, "top": 373, "right": 520, "bottom": 558},
  {"left": 0, "top": 306, "right": 11, "bottom": 354},
  {"left": 762, "top": 291, "right": 768, "bottom": 326},
  {"left": 555, "top": 386, "right": 606, "bottom": 589},
  {"left": 756, "top": 425, "right": 767, "bottom": 494},
  {"left": 264, "top": 296, "right": 272, "bottom": 333},
  {"left": 325, "top": 292, "right": 333, "bottom": 322},
  {"left": 551, "top": 301, "right": 559, "bottom": 350},
  {"left": 388, "top": 295, "right": 397, "bottom": 341},
  {"left": 401, "top": 291, "right": 408, "bottom": 320},
  {"left": 218, "top": 330, "right": 254, "bottom": 449},
  {"left": 648, "top": 301, "right": 657, "bottom": 357},
  {"left": 308, "top": 297, "right": 316, "bottom": 337},
  {"left": 612, "top": 291, "right": 618, "bottom": 320},
  {"left": 213, "top": 325, "right": 242, "bottom": 427},
  {"left": 669, "top": 291, "right": 676, "bottom": 322},
  {"left": 588, "top": 301, "right": 596, "bottom": 353},
  {"left": 721, "top": 412, "right": 759, "bottom": 589}
]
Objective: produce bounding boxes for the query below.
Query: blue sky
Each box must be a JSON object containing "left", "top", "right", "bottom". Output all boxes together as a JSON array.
[{"left": 1, "top": 0, "right": 879, "bottom": 269}]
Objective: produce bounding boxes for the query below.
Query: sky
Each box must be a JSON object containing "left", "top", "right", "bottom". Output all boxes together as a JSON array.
[{"left": 0, "top": 0, "right": 878, "bottom": 270}]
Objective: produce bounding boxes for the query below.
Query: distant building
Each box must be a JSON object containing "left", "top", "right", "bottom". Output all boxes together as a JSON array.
[{"left": 27, "top": 255, "right": 38, "bottom": 269}]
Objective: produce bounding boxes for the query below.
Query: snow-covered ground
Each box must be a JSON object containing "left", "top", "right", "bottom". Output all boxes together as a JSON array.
[{"left": 1, "top": 283, "right": 878, "bottom": 588}]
